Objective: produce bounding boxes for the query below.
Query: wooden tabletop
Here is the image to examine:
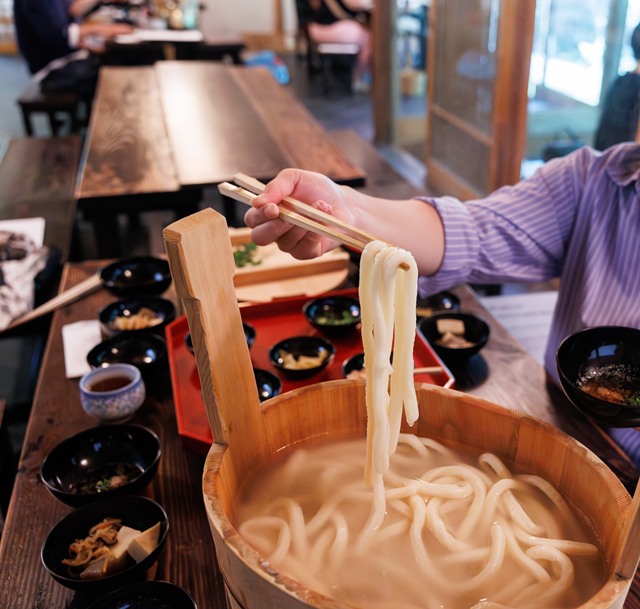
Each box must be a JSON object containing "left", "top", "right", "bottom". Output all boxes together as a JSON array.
[
  {"left": 155, "top": 61, "right": 366, "bottom": 187},
  {"left": 0, "top": 263, "right": 638, "bottom": 608},
  {"left": 76, "top": 66, "right": 180, "bottom": 200}
]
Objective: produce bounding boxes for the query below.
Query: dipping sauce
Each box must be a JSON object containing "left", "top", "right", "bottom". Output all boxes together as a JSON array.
[
  {"left": 578, "top": 363, "right": 640, "bottom": 406},
  {"left": 89, "top": 376, "right": 132, "bottom": 393},
  {"left": 71, "top": 462, "right": 144, "bottom": 495}
]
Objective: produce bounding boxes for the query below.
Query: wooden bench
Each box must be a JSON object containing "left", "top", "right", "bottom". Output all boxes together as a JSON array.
[
  {"left": 16, "top": 79, "right": 81, "bottom": 136},
  {"left": 0, "top": 136, "right": 82, "bottom": 454}
]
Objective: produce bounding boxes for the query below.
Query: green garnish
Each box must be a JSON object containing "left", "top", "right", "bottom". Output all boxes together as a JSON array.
[{"left": 233, "top": 243, "right": 261, "bottom": 268}]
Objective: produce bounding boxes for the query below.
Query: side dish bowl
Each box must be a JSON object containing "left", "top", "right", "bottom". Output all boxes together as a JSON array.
[
  {"left": 40, "top": 424, "right": 161, "bottom": 507},
  {"left": 41, "top": 495, "right": 169, "bottom": 593},
  {"left": 416, "top": 291, "right": 461, "bottom": 319},
  {"left": 99, "top": 297, "right": 176, "bottom": 338},
  {"left": 85, "top": 580, "right": 196, "bottom": 609},
  {"left": 100, "top": 256, "right": 172, "bottom": 298},
  {"left": 302, "top": 295, "right": 361, "bottom": 336},
  {"left": 254, "top": 368, "right": 282, "bottom": 401},
  {"left": 556, "top": 326, "right": 640, "bottom": 427},
  {"left": 269, "top": 336, "right": 336, "bottom": 380},
  {"left": 418, "top": 312, "right": 489, "bottom": 364},
  {"left": 87, "top": 334, "right": 167, "bottom": 379}
]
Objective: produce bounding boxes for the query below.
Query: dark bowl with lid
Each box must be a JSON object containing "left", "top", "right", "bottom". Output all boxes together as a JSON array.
[
  {"left": 556, "top": 326, "right": 640, "bottom": 427},
  {"left": 100, "top": 256, "right": 171, "bottom": 298}
]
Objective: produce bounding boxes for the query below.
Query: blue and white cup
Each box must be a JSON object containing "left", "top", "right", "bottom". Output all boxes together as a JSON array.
[{"left": 79, "top": 363, "right": 146, "bottom": 423}]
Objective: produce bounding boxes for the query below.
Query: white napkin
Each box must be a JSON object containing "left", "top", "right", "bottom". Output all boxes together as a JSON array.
[{"left": 62, "top": 320, "right": 103, "bottom": 379}]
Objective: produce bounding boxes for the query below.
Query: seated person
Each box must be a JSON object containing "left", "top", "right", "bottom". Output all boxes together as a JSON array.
[
  {"left": 594, "top": 22, "right": 640, "bottom": 150},
  {"left": 13, "top": 0, "right": 132, "bottom": 80},
  {"left": 300, "top": 0, "right": 372, "bottom": 91}
]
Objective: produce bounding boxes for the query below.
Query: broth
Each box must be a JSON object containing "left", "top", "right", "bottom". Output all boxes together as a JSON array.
[
  {"left": 90, "top": 376, "right": 133, "bottom": 392},
  {"left": 71, "top": 461, "right": 143, "bottom": 494},
  {"left": 235, "top": 435, "right": 606, "bottom": 609}
]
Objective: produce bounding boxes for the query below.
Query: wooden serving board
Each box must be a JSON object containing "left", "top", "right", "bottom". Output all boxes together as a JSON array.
[{"left": 229, "top": 227, "right": 350, "bottom": 302}]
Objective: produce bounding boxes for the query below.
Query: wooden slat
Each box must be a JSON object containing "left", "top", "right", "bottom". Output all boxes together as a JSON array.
[{"left": 76, "top": 66, "right": 179, "bottom": 199}]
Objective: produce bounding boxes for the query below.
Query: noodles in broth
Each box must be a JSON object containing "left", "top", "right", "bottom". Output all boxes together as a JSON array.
[{"left": 235, "top": 241, "right": 605, "bottom": 609}]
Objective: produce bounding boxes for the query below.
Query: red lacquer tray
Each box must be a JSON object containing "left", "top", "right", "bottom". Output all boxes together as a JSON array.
[{"left": 166, "top": 289, "right": 454, "bottom": 454}]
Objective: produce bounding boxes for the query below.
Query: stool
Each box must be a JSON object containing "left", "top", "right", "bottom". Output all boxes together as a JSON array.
[
  {"left": 17, "top": 80, "right": 81, "bottom": 136},
  {"left": 310, "top": 42, "right": 359, "bottom": 94}
]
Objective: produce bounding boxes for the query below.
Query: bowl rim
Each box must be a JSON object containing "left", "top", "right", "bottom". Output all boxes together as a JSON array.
[
  {"left": 79, "top": 363, "right": 142, "bottom": 396},
  {"left": 39, "top": 423, "right": 161, "bottom": 501},
  {"left": 418, "top": 311, "right": 490, "bottom": 351},
  {"left": 84, "top": 580, "right": 196, "bottom": 609},
  {"left": 100, "top": 256, "right": 171, "bottom": 285}
]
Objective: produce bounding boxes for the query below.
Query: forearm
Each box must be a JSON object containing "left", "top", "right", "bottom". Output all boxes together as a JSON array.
[{"left": 347, "top": 188, "right": 444, "bottom": 275}]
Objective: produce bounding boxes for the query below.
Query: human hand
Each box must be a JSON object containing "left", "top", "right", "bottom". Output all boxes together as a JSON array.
[
  {"left": 244, "top": 169, "right": 358, "bottom": 260},
  {"left": 78, "top": 22, "right": 133, "bottom": 52}
]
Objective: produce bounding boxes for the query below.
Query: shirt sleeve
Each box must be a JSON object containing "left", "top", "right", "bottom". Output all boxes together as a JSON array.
[
  {"left": 418, "top": 146, "right": 599, "bottom": 296},
  {"left": 22, "top": 0, "right": 74, "bottom": 60}
]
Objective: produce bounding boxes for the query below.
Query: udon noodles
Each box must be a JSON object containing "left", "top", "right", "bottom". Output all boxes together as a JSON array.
[{"left": 235, "top": 241, "right": 605, "bottom": 609}]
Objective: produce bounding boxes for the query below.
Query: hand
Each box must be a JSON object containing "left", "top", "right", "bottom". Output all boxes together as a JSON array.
[
  {"left": 244, "top": 169, "right": 359, "bottom": 260},
  {"left": 78, "top": 22, "right": 133, "bottom": 52}
]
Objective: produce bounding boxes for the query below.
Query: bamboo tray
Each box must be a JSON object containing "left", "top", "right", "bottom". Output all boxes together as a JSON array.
[{"left": 165, "top": 288, "right": 453, "bottom": 454}]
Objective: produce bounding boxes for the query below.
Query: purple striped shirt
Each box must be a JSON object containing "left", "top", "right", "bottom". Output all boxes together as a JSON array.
[{"left": 418, "top": 143, "right": 640, "bottom": 383}]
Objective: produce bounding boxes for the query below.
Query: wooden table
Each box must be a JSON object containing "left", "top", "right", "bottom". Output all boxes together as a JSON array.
[
  {"left": 1, "top": 264, "right": 638, "bottom": 609},
  {"left": 76, "top": 62, "right": 366, "bottom": 257}
]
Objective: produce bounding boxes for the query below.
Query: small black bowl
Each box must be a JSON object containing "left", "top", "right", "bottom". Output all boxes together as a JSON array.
[
  {"left": 40, "top": 424, "right": 161, "bottom": 507},
  {"left": 418, "top": 312, "right": 489, "bottom": 363},
  {"left": 556, "top": 326, "right": 640, "bottom": 427},
  {"left": 342, "top": 352, "right": 366, "bottom": 380},
  {"left": 254, "top": 368, "right": 282, "bottom": 401},
  {"left": 99, "top": 297, "right": 176, "bottom": 338},
  {"left": 87, "top": 334, "right": 167, "bottom": 379},
  {"left": 416, "top": 291, "right": 461, "bottom": 319},
  {"left": 41, "top": 495, "right": 168, "bottom": 592},
  {"left": 86, "top": 580, "right": 196, "bottom": 609},
  {"left": 303, "top": 295, "right": 361, "bottom": 336},
  {"left": 269, "top": 336, "right": 336, "bottom": 380},
  {"left": 100, "top": 256, "right": 171, "bottom": 298},
  {"left": 185, "top": 322, "right": 256, "bottom": 354}
]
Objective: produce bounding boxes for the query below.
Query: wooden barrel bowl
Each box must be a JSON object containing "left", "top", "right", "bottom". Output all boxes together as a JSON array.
[{"left": 203, "top": 380, "right": 632, "bottom": 609}]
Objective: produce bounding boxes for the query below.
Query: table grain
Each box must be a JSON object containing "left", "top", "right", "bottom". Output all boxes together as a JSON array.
[{"left": 0, "top": 266, "right": 638, "bottom": 609}]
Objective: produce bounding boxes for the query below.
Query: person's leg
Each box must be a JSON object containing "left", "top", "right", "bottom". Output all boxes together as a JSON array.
[{"left": 308, "top": 20, "right": 371, "bottom": 83}]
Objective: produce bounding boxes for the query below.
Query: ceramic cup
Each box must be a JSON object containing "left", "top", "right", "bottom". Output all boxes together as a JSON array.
[{"left": 79, "top": 364, "right": 146, "bottom": 423}]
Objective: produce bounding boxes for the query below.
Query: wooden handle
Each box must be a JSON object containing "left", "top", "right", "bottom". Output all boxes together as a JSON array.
[{"left": 163, "top": 208, "right": 270, "bottom": 472}]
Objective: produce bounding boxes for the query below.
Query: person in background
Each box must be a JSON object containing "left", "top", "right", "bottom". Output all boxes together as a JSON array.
[
  {"left": 594, "top": 22, "right": 640, "bottom": 151},
  {"left": 13, "top": 0, "right": 132, "bottom": 75},
  {"left": 243, "top": 143, "right": 640, "bottom": 465},
  {"left": 300, "top": 0, "right": 373, "bottom": 92}
]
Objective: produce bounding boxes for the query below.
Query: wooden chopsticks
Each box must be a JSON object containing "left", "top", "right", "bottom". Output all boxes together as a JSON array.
[{"left": 218, "top": 173, "right": 378, "bottom": 252}]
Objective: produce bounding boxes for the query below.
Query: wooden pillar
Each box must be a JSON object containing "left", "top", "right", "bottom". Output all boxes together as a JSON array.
[{"left": 372, "top": 0, "right": 399, "bottom": 144}]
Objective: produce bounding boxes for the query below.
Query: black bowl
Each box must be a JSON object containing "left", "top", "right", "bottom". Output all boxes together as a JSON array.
[
  {"left": 418, "top": 312, "right": 489, "bottom": 363},
  {"left": 87, "top": 334, "right": 167, "bottom": 378},
  {"left": 342, "top": 351, "right": 366, "bottom": 380},
  {"left": 269, "top": 336, "right": 336, "bottom": 380},
  {"left": 556, "top": 326, "right": 640, "bottom": 427},
  {"left": 254, "top": 368, "right": 282, "bottom": 401},
  {"left": 86, "top": 580, "right": 196, "bottom": 609},
  {"left": 40, "top": 424, "right": 161, "bottom": 507},
  {"left": 41, "top": 495, "right": 168, "bottom": 592},
  {"left": 185, "top": 322, "right": 256, "bottom": 355},
  {"left": 302, "top": 295, "right": 361, "bottom": 336},
  {"left": 416, "top": 291, "right": 461, "bottom": 319},
  {"left": 100, "top": 256, "right": 172, "bottom": 298},
  {"left": 99, "top": 297, "right": 176, "bottom": 338}
]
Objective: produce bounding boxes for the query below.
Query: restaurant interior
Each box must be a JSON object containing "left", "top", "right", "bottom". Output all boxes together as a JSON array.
[{"left": 0, "top": 1, "right": 639, "bottom": 608}]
